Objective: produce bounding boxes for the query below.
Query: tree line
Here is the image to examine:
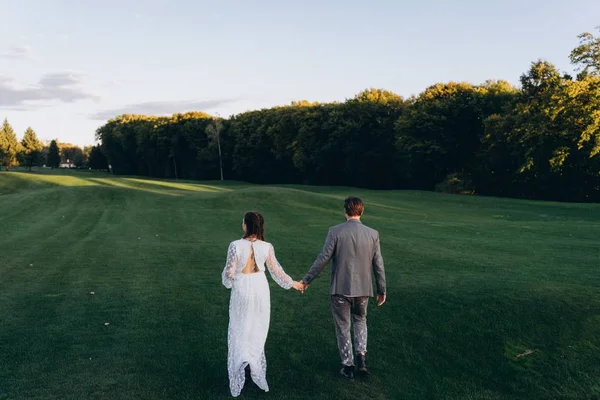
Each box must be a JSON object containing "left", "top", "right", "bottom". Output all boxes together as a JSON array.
[
  {"left": 0, "top": 119, "right": 108, "bottom": 171},
  {"left": 5, "top": 28, "right": 600, "bottom": 202}
]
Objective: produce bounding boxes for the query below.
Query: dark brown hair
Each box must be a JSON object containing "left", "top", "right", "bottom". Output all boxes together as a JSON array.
[
  {"left": 344, "top": 197, "right": 364, "bottom": 217},
  {"left": 243, "top": 211, "right": 265, "bottom": 240}
]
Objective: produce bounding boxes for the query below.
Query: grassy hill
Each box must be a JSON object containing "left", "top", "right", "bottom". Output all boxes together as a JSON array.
[{"left": 1, "top": 169, "right": 599, "bottom": 399}]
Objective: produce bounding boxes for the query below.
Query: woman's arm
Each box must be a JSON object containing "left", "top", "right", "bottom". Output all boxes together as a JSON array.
[
  {"left": 221, "top": 242, "right": 238, "bottom": 289},
  {"left": 265, "top": 244, "right": 294, "bottom": 289}
]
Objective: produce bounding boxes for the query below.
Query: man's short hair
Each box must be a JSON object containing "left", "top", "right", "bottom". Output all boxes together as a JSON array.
[{"left": 344, "top": 197, "right": 364, "bottom": 217}]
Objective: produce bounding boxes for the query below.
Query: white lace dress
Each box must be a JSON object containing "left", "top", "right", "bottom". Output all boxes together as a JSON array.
[{"left": 221, "top": 239, "right": 294, "bottom": 397}]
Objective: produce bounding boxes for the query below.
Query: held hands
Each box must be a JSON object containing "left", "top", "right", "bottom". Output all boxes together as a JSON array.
[{"left": 292, "top": 281, "right": 309, "bottom": 293}]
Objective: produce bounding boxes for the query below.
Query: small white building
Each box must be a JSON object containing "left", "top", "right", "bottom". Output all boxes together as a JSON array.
[{"left": 60, "top": 159, "right": 75, "bottom": 168}]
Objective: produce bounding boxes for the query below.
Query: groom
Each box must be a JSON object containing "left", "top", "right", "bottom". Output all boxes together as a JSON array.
[{"left": 300, "top": 196, "right": 386, "bottom": 379}]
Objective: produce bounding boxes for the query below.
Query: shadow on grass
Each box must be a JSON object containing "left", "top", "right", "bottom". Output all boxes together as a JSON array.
[{"left": 0, "top": 169, "right": 237, "bottom": 198}]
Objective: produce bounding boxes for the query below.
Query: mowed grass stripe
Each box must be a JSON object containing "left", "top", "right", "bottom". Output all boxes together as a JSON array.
[{"left": 1, "top": 169, "right": 599, "bottom": 399}]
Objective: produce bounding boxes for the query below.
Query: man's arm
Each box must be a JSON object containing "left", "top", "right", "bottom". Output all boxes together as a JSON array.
[
  {"left": 302, "top": 229, "right": 336, "bottom": 285},
  {"left": 373, "top": 232, "right": 386, "bottom": 303}
]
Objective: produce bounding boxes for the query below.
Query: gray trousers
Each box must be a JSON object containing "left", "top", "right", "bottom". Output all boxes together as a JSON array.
[{"left": 330, "top": 295, "right": 369, "bottom": 367}]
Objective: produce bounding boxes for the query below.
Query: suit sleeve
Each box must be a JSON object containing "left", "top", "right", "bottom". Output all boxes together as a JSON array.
[
  {"left": 302, "top": 229, "right": 336, "bottom": 284},
  {"left": 372, "top": 232, "right": 386, "bottom": 295}
]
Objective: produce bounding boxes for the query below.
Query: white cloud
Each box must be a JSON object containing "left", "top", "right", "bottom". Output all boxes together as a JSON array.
[
  {"left": 1, "top": 45, "right": 33, "bottom": 60},
  {"left": 0, "top": 71, "right": 99, "bottom": 109}
]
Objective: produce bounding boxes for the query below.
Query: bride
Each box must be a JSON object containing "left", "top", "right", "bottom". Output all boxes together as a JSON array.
[{"left": 221, "top": 211, "right": 304, "bottom": 397}]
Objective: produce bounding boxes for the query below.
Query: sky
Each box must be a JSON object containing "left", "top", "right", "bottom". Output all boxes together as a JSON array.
[{"left": 1, "top": 0, "right": 599, "bottom": 147}]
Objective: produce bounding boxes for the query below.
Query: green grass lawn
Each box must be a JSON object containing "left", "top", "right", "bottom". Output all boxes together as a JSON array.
[{"left": 1, "top": 168, "right": 599, "bottom": 399}]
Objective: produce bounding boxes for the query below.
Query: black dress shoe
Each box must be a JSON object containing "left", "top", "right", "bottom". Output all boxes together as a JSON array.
[
  {"left": 356, "top": 353, "right": 369, "bottom": 375},
  {"left": 340, "top": 365, "right": 355, "bottom": 380}
]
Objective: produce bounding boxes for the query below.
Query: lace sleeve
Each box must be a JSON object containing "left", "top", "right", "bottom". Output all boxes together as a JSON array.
[
  {"left": 221, "top": 242, "right": 238, "bottom": 289},
  {"left": 265, "top": 244, "right": 294, "bottom": 289}
]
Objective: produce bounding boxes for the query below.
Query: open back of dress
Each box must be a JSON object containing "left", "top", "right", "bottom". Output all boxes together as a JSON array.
[{"left": 241, "top": 243, "right": 260, "bottom": 274}]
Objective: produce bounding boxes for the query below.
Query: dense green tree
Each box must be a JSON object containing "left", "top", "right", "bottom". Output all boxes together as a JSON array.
[
  {"left": 20, "top": 127, "right": 44, "bottom": 171},
  {"left": 83, "top": 145, "right": 93, "bottom": 167},
  {"left": 0, "top": 125, "right": 6, "bottom": 167},
  {"left": 0, "top": 119, "right": 21, "bottom": 170},
  {"left": 394, "top": 81, "right": 517, "bottom": 190},
  {"left": 96, "top": 113, "right": 218, "bottom": 179},
  {"left": 570, "top": 26, "right": 600, "bottom": 79},
  {"left": 47, "top": 140, "right": 60, "bottom": 169},
  {"left": 394, "top": 82, "right": 480, "bottom": 189},
  {"left": 206, "top": 117, "right": 225, "bottom": 180},
  {"left": 88, "top": 145, "right": 108, "bottom": 170},
  {"left": 71, "top": 147, "right": 85, "bottom": 168},
  {"left": 477, "top": 61, "right": 600, "bottom": 201}
]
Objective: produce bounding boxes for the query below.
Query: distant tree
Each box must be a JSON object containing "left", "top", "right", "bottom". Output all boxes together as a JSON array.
[
  {"left": 83, "top": 145, "right": 93, "bottom": 167},
  {"left": 40, "top": 143, "right": 50, "bottom": 166},
  {"left": 519, "top": 59, "right": 563, "bottom": 97},
  {"left": 353, "top": 87, "right": 405, "bottom": 106},
  {"left": 395, "top": 82, "right": 486, "bottom": 189},
  {"left": 477, "top": 60, "right": 600, "bottom": 201},
  {"left": 0, "top": 125, "right": 5, "bottom": 167},
  {"left": 70, "top": 147, "right": 85, "bottom": 168},
  {"left": 88, "top": 145, "right": 108, "bottom": 170},
  {"left": 20, "top": 127, "right": 43, "bottom": 171},
  {"left": 58, "top": 143, "right": 85, "bottom": 167},
  {"left": 206, "top": 117, "right": 224, "bottom": 180},
  {"left": 61, "top": 146, "right": 76, "bottom": 164},
  {"left": 570, "top": 26, "right": 600, "bottom": 79},
  {"left": 47, "top": 140, "right": 60, "bottom": 169},
  {"left": 290, "top": 100, "right": 320, "bottom": 107},
  {"left": 0, "top": 118, "right": 21, "bottom": 170}
]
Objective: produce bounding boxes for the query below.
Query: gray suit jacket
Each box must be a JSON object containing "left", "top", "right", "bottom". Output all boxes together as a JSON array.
[{"left": 302, "top": 219, "right": 386, "bottom": 297}]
